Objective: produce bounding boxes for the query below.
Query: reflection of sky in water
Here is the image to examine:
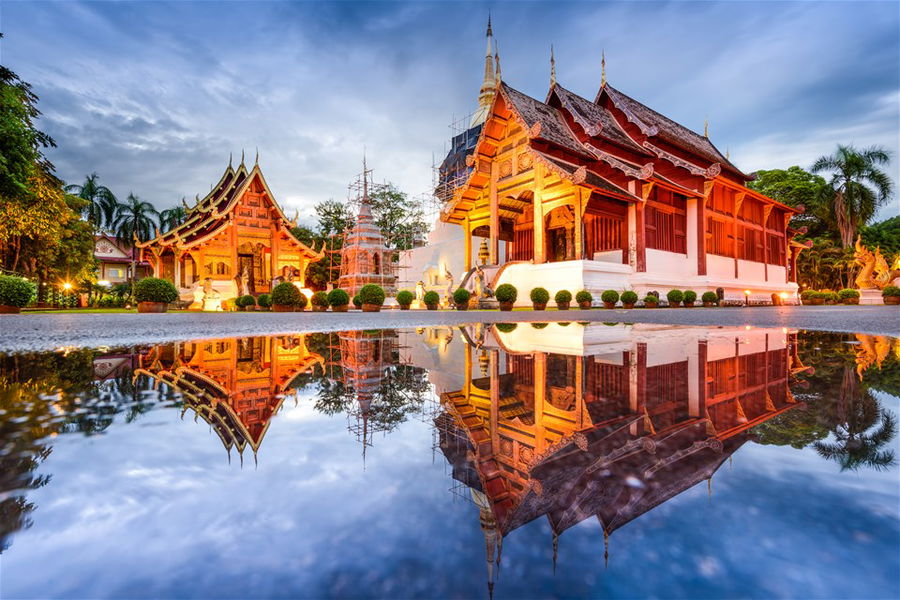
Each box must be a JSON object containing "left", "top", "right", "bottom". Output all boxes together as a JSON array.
[{"left": 1, "top": 332, "right": 899, "bottom": 600}]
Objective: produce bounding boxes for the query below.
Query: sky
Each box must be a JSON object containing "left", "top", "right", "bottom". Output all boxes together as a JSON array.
[{"left": 2, "top": 1, "right": 899, "bottom": 226}]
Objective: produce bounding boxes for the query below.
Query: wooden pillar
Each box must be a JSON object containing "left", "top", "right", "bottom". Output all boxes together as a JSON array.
[
  {"left": 464, "top": 217, "right": 473, "bottom": 271},
  {"left": 489, "top": 162, "right": 499, "bottom": 265},
  {"left": 733, "top": 193, "right": 744, "bottom": 280},
  {"left": 697, "top": 196, "right": 708, "bottom": 276},
  {"left": 489, "top": 349, "right": 500, "bottom": 454},
  {"left": 174, "top": 251, "right": 183, "bottom": 288},
  {"left": 533, "top": 167, "right": 545, "bottom": 264},
  {"left": 692, "top": 340, "right": 708, "bottom": 418},
  {"left": 573, "top": 188, "right": 583, "bottom": 260},
  {"left": 634, "top": 202, "right": 646, "bottom": 272},
  {"left": 575, "top": 354, "right": 584, "bottom": 429},
  {"left": 533, "top": 352, "right": 547, "bottom": 454}
]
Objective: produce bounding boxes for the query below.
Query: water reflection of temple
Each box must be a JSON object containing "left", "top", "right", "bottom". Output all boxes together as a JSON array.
[
  {"left": 412, "top": 323, "right": 810, "bottom": 592},
  {"left": 135, "top": 335, "right": 322, "bottom": 460}
]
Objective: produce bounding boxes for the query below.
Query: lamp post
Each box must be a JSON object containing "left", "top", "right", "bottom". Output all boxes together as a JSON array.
[{"left": 744, "top": 289, "right": 751, "bottom": 306}]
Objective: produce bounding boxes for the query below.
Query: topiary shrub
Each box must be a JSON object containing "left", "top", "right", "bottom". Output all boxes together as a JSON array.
[
  {"left": 423, "top": 290, "right": 440, "bottom": 307},
  {"left": 882, "top": 286, "right": 900, "bottom": 297},
  {"left": 0, "top": 275, "right": 37, "bottom": 309},
  {"left": 555, "top": 290, "right": 572, "bottom": 304},
  {"left": 396, "top": 290, "right": 414, "bottom": 307},
  {"left": 683, "top": 290, "right": 697, "bottom": 304},
  {"left": 643, "top": 294, "right": 659, "bottom": 306},
  {"left": 531, "top": 322, "right": 548, "bottom": 329},
  {"left": 134, "top": 277, "right": 178, "bottom": 304},
  {"left": 327, "top": 288, "right": 350, "bottom": 307},
  {"left": 257, "top": 293, "right": 272, "bottom": 309},
  {"left": 620, "top": 291, "right": 638, "bottom": 307},
  {"left": 453, "top": 288, "right": 471, "bottom": 306},
  {"left": 575, "top": 290, "right": 593, "bottom": 304},
  {"left": 495, "top": 323, "right": 517, "bottom": 333},
  {"left": 352, "top": 294, "right": 362, "bottom": 308},
  {"left": 530, "top": 287, "right": 550, "bottom": 304},
  {"left": 359, "top": 284, "right": 386, "bottom": 306},
  {"left": 701, "top": 291, "right": 718, "bottom": 305},
  {"left": 838, "top": 289, "right": 860, "bottom": 299},
  {"left": 495, "top": 283, "right": 517, "bottom": 304},
  {"left": 800, "top": 289, "right": 815, "bottom": 301},
  {"left": 236, "top": 294, "right": 256, "bottom": 309},
  {"left": 272, "top": 281, "right": 303, "bottom": 307},
  {"left": 311, "top": 291, "right": 328, "bottom": 310},
  {"left": 666, "top": 289, "right": 684, "bottom": 306},
  {"left": 600, "top": 290, "right": 619, "bottom": 305}
]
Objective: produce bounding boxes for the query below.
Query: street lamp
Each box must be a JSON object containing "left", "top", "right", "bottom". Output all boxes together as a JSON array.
[
  {"left": 743, "top": 289, "right": 751, "bottom": 306},
  {"left": 62, "top": 282, "right": 73, "bottom": 291}
]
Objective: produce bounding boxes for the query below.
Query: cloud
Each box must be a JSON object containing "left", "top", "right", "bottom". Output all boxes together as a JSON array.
[{"left": 2, "top": 1, "right": 898, "bottom": 223}]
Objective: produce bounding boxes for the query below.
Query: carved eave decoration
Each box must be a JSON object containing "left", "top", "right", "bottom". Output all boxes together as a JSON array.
[{"left": 585, "top": 142, "right": 654, "bottom": 181}]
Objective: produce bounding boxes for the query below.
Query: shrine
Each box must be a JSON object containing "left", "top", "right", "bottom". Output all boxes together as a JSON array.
[
  {"left": 433, "top": 20, "right": 809, "bottom": 304},
  {"left": 137, "top": 156, "right": 323, "bottom": 308}
]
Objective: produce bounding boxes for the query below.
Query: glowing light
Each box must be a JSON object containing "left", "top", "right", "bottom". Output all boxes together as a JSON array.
[
  {"left": 745, "top": 325, "right": 752, "bottom": 330},
  {"left": 779, "top": 292, "right": 789, "bottom": 299},
  {"left": 782, "top": 327, "right": 789, "bottom": 334},
  {"left": 98, "top": 280, "right": 111, "bottom": 287},
  {"left": 743, "top": 290, "right": 751, "bottom": 296},
  {"left": 62, "top": 282, "right": 73, "bottom": 291}
]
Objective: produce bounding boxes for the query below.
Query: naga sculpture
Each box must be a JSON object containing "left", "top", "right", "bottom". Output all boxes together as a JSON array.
[{"left": 854, "top": 237, "right": 900, "bottom": 290}]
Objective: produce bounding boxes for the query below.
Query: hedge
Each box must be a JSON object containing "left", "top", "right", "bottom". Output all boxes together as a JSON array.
[
  {"left": 0, "top": 276, "right": 37, "bottom": 308},
  {"left": 133, "top": 278, "right": 178, "bottom": 304}
]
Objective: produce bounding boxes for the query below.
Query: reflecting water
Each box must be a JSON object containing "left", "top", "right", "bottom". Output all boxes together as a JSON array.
[{"left": 1, "top": 324, "right": 898, "bottom": 599}]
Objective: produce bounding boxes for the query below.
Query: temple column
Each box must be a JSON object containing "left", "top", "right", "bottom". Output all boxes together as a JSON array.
[
  {"left": 686, "top": 197, "right": 698, "bottom": 275},
  {"left": 489, "top": 161, "right": 499, "bottom": 265},
  {"left": 697, "top": 195, "right": 708, "bottom": 276},
  {"left": 692, "top": 340, "right": 708, "bottom": 418},
  {"left": 533, "top": 351, "right": 547, "bottom": 454},
  {"left": 533, "top": 167, "right": 545, "bottom": 264},
  {"left": 464, "top": 217, "right": 473, "bottom": 271},
  {"left": 573, "top": 189, "right": 583, "bottom": 260},
  {"left": 174, "top": 251, "right": 183, "bottom": 288},
  {"left": 489, "top": 349, "right": 500, "bottom": 454}
]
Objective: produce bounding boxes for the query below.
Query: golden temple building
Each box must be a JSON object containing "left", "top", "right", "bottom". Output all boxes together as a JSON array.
[
  {"left": 136, "top": 335, "right": 323, "bottom": 459},
  {"left": 138, "top": 157, "right": 323, "bottom": 308}
]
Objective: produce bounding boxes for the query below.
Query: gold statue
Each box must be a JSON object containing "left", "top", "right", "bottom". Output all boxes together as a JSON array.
[{"left": 854, "top": 236, "right": 900, "bottom": 290}]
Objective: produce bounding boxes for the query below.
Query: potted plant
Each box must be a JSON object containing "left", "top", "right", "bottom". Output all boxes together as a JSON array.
[
  {"left": 453, "top": 288, "right": 471, "bottom": 311},
  {"left": 328, "top": 288, "right": 350, "bottom": 312},
  {"left": 800, "top": 290, "right": 815, "bottom": 305},
  {"left": 825, "top": 290, "right": 840, "bottom": 305},
  {"left": 666, "top": 289, "right": 684, "bottom": 308},
  {"left": 235, "top": 294, "right": 256, "bottom": 311},
  {"left": 134, "top": 277, "right": 178, "bottom": 313},
  {"left": 575, "top": 290, "right": 593, "bottom": 309},
  {"left": 255, "top": 293, "right": 271, "bottom": 311},
  {"left": 352, "top": 294, "right": 362, "bottom": 309},
  {"left": 643, "top": 294, "right": 659, "bottom": 308},
  {"left": 600, "top": 290, "right": 619, "bottom": 309},
  {"left": 682, "top": 290, "right": 697, "bottom": 308},
  {"left": 701, "top": 291, "right": 718, "bottom": 307},
  {"left": 555, "top": 289, "right": 572, "bottom": 310},
  {"left": 838, "top": 289, "right": 860, "bottom": 305},
  {"left": 359, "top": 284, "right": 385, "bottom": 312},
  {"left": 530, "top": 287, "right": 549, "bottom": 310},
  {"left": 495, "top": 323, "right": 517, "bottom": 333},
  {"left": 531, "top": 322, "right": 548, "bottom": 329},
  {"left": 310, "top": 291, "right": 329, "bottom": 312},
  {"left": 396, "top": 290, "right": 414, "bottom": 310},
  {"left": 494, "top": 283, "right": 517, "bottom": 311},
  {"left": 882, "top": 286, "right": 900, "bottom": 305},
  {"left": 271, "top": 282, "right": 303, "bottom": 312},
  {"left": 621, "top": 291, "right": 638, "bottom": 309},
  {"left": 0, "top": 275, "right": 37, "bottom": 314},
  {"left": 423, "top": 290, "right": 440, "bottom": 310}
]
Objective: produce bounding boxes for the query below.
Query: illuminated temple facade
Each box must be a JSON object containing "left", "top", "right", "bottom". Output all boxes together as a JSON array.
[
  {"left": 138, "top": 158, "right": 323, "bottom": 307},
  {"left": 433, "top": 21, "right": 808, "bottom": 304}
]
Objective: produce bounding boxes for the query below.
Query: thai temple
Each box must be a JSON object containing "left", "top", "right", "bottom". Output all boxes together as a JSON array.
[
  {"left": 137, "top": 156, "right": 323, "bottom": 309},
  {"left": 401, "top": 19, "right": 808, "bottom": 304}
]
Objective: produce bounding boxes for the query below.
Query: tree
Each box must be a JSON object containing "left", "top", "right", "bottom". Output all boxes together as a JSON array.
[
  {"left": 159, "top": 204, "right": 187, "bottom": 232},
  {"left": 860, "top": 216, "right": 900, "bottom": 264},
  {"left": 811, "top": 145, "right": 893, "bottom": 247},
  {"left": 314, "top": 198, "right": 354, "bottom": 237},
  {"left": 748, "top": 167, "right": 831, "bottom": 236},
  {"left": 366, "top": 183, "right": 428, "bottom": 251},
  {"left": 64, "top": 173, "right": 118, "bottom": 231},
  {"left": 112, "top": 193, "right": 158, "bottom": 296}
]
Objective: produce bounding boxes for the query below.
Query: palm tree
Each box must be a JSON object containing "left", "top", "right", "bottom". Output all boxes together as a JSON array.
[
  {"left": 112, "top": 193, "right": 159, "bottom": 298},
  {"left": 811, "top": 145, "right": 893, "bottom": 247},
  {"left": 64, "top": 173, "right": 118, "bottom": 230},
  {"left": 159, "top": 203, "right": 187, "bottom": 233}
]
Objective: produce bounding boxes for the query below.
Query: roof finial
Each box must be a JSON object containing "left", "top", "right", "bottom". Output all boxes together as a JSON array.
[
  {"left": 704, "top": 117, "right": 709, "bottom": 138},
  {"left": 494, "top": 40, "right": 501, "bottom": 83},
  {"left": 240, "top": 148, "right": 245, "bottom": 165},
  {"left": 601, "top": 49, "right": 606, "bottom": 86},
  {"left": 550, "top": 44, "right": 556, "bottom": 87},
  {"left": 726, "top": 147, "right": 730, "bottom": 160},
  {"left": 254, "top": 146, "right": 259, "bottom": 166},
  {"left": 487, "top": 12, "right": 492, "bottom": 37},
  {"left": 228, "top": 152, "right": 233, "bottom": 168},
  {"left": 362, "top": 149, "right": 369, "bottom": 202}
]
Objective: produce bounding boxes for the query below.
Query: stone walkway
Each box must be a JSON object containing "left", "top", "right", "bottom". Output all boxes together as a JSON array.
[{"left": 0, "top": 305, "right": 896, "bottom": 352}]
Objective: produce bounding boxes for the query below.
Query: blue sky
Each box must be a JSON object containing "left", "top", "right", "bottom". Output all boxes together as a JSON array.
[{"left": 2, "top": 1, "right": 898, "bottom": 224}]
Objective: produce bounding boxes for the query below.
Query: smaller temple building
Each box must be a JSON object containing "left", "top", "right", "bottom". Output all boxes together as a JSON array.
[
  {"left": 138, "top": 157, "right": 323, "bottom": 308},
  {"left": 93, "top": 233, "right": 150, "bottom": 284}
]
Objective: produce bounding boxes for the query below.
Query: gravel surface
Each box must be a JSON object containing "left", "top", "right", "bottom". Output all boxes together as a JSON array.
[{"left": 0, "top": 305, "right": 896, "bottom": 352}]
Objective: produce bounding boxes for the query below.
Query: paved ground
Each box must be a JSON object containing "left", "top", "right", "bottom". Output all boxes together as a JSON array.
[{"left": 0, "top": 305, "right": 896, "bottom": 352}]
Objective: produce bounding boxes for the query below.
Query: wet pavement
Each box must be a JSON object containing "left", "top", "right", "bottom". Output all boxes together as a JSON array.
[{"left": 0, "top": 305, "right": 897, "bottom": 351}]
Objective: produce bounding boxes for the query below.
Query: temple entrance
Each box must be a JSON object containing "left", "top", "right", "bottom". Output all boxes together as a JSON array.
[
  {"left": 161, "top": 250, "right": 176, "bottom": 283},
  {"left": 237, "top": 254, "right": 255, "bottom": 295},
  {"left": 545, "top": 206, "right": 576, "bottom": 262}
]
